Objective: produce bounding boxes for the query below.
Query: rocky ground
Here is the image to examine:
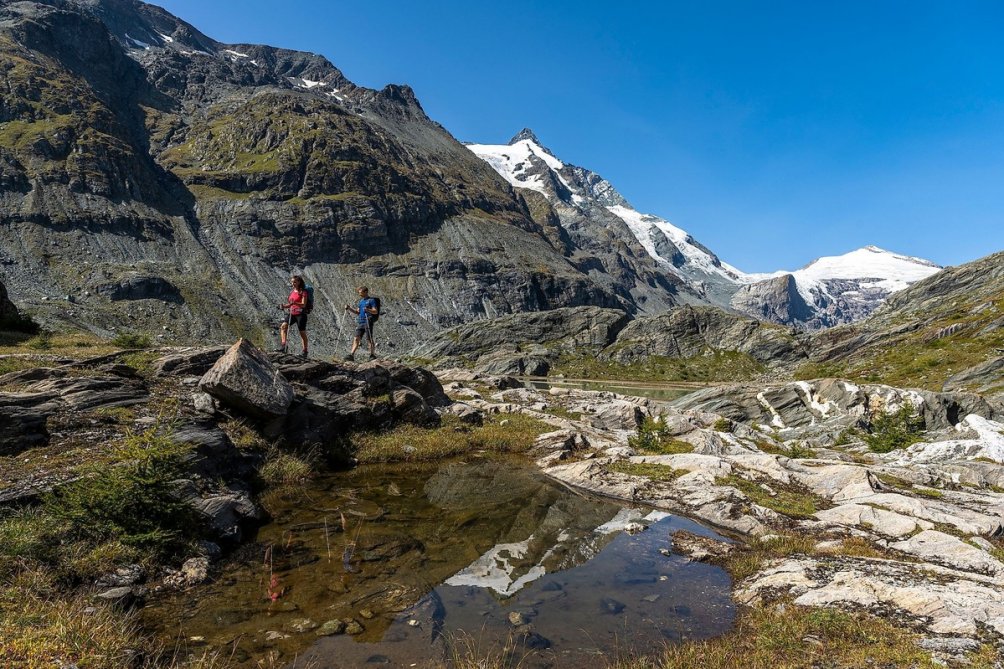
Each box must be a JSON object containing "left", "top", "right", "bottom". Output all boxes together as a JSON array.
[
  {"left": 437, "top": 370, "right": 1004, "bottom": 665},
  {"left": 5, "top": 336, "right": 1004, "bottom": 666},
  {"left": 0, "top": 340, "right": 451, "bottom": 612}
]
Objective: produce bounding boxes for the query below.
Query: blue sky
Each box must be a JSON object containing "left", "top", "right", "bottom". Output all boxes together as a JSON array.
[{"left": 155, "top": 0, "right": 1004, "bottom": 271}]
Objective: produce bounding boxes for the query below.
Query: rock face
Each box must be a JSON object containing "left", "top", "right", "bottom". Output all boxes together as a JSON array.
[
  {"left": 412, "top": 304, "right": 806, "bottom": 375},
  {"left": 199, "top": 339, "right": 294, "bottom": 419},
  {"left": 729, "top": 274, "right": 813, "bottom": 325},
  {"left": 601, "top": 306, "right": 806, "bottom": 368},
  {"left": 0, "top": 279, "right": 20, "bottom": 327}
]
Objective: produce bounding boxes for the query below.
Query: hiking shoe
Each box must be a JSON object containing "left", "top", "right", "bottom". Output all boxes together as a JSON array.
[
  {"left": 369, "top": 353, "right": 377, "bottom": 360},
  {"left": 300, "top": 351, "right": 308, "bottom": 359},
  {"left": 344, "top": 353, "right": 354, "bottom": 362},
  {"left": 273, "top": 347, "right": 287, "bottom": 353}
]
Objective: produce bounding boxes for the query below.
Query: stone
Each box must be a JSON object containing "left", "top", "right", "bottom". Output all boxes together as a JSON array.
[
  {"left": 813, "top": 504, "right": 932, "bottom": 538},
  {"left": 889, "top": 530, "right": 1004, "bottom": 576},
  {"left": 671, "top": 530, "right": 734, "bottom": 561},
  {"left": 507, "top": 611, "right": 526, "bottom": 626},
  {"left": 285, "top": 618, "right": 318, "bottom": 633},
  {"left": 440, "top": 401, "right": 483, "bottom": 425},
  {"left": 600, "top": 597, "right": 625, "bottom": 614},
  {"left": 94, "top": 586, "right": 138, "bottom": 609},
  {"left": 190, "top": 490, "right": 260, "bottom": 543},
  {"left": 316, "top": 619, "right": 346, "bottom": 636},
  {"left": 95, "top": 564, "right": 143, "bottom": 588},
  {"left": 192, "top": 391, "right": 216, "bottom": 415},
  {"left": 199, "top": 339, "right": 294, "bottom": 419},
  {"left": 344, "top": 619, "right": 365, "bottom": 635}
]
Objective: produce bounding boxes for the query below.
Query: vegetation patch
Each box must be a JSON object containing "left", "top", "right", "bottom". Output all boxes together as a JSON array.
[
  {"left": 258, "top": 448, "right": 316, "bottom": 487},
  {"left": 354, "top": 413, "right": 551, "bottom": 464},
  {"left": 629, "top": 416, "right": 694, "bottom": 454},
  {"left": 717, "top": 474, "right": 826, "bottom": 519},
  {"left": 44, "top": 427, "right": 201, "bottom": 560},
  {"left": 553, "top": 350, "right": 765, "bottom": 383},
  {"left": 607, "top": 461, "right": 687, "bottom": 482},
  {"left": 110, "top": 332, "right": 153, "bottom": 349},
  {"left": 612, "top": 602, "right": 961, "bottom": 669},
  {"left": 862, "top": 405, "right": 926, "bottom": 453}
]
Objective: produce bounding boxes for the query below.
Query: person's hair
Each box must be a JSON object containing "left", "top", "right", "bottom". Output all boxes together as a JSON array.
[
  {"left": 357, "top": 286, "right": 369, "bottom": 293},
  {"left": 291, "top": 275, "right": 305, "bottom": 291}
]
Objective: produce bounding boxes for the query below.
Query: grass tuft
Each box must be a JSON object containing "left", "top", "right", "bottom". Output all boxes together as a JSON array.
[{"left": 354, "top": 413, "right": 551, "bottom": 464}]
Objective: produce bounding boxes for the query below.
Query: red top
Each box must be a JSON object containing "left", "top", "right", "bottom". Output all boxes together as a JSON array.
[{"left": 288, "top": 289, "right": 305, "bottom": 315}]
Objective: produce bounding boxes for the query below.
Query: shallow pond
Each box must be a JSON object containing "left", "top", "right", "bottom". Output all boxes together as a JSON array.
[
  {"left": 521, "top": 378, "right": 707, "bottom": 403},
  {"left": 144, "top": 458, "right": 734, "bottom": 668}
]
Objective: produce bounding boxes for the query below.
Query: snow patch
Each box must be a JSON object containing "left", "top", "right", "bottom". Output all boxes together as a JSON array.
[
  {"left": 223, "top": 49, "right": 249, "bottom": 58},
  {"left": 156, "top": 32, "right": 174, "bottom": 43}
]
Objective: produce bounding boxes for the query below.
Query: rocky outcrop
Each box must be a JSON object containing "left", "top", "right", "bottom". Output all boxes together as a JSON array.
[
  {"left": 411, "top": 304, "right": 808, "bottom": 377},
  {"left": 199, "top": 339, "right": 294, "bottom": 419},
  {"left": 411, "top": 306, "right": 631, "bottom": 371},
  {"left": 729, "top": 274, "right": 813, "bottom": 325},
  {"left": 674, "top": 379, "right": 1001, "bottom": 438},
  {"left": 601, "top": 306, "right": 806, "bottom": 367},
  {"left": 0, "top": 279, "right": 20, "bottom": 327}
]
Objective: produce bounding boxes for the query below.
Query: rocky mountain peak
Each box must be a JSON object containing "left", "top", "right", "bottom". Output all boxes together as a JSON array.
[{"left": 509, "top": 127, "right": 542, "bottom": 146}]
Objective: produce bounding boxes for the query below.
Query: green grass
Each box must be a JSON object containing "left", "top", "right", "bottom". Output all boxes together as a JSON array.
[
  {"left": 717, "top": 474, "right": 825, "bottom": 519},
  {"left": 611, "top": 603, "right": 953, "bottom": 669},
  {"left": 110, "top": 332, "right": 152, "bottom": 349},
  {"left": 862, "top": 405, "right": 926, "bottom": 453},
  {"left": 553, "top": 350, "right": 765, "bottom": 383},
  {"left": 258, "top": 448, "right": 316, "bottom": 487},
  {"left": 628, "top": 416, "right": 694, "bottom": 454},
  {"left": 354, "top": 413, "right": 551, "bottom": 463}
]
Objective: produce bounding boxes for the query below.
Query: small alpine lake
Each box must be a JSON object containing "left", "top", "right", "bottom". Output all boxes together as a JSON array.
[{"left": 143, "top": 457, "right": 735, "bottom": 668}]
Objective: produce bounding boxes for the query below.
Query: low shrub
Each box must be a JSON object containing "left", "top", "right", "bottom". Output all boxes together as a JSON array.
[
  {"left": 863, "top": 405, "right": 925, "bottom": 453},
  {"left": 110, "top": 332, "right": 152, "bottom": 349},
  {"left": 43, "top": 427, "right": 200, "bottom": 560}
]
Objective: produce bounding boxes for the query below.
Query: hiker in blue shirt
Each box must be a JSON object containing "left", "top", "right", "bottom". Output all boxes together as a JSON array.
[{"left": 344, "top": 286, "right": 379, "bottom": 361}]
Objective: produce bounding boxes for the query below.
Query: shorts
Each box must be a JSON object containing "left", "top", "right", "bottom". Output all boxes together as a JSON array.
[
  {"left": 354, "top": 322, "right": 374, "bottom": 341},
  {"left": 286, "top": 313, "right": 308, "bottom": 332}
]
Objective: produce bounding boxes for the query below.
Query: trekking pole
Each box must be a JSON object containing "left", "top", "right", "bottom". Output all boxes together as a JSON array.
[{"left": 284, "top": 308, "right": 292, "bottom": 353}]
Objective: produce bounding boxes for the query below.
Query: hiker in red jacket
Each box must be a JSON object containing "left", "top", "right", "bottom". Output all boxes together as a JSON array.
[{"left": 277, "top": 275, "right": 308, "bottom": 358}]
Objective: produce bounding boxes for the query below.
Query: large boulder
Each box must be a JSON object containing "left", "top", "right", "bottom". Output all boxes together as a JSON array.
[{"left": 199, "top": 339, "right": 294, "bottom": 419}]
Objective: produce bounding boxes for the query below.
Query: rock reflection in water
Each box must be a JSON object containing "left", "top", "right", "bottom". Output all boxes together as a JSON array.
[{"left": 142, "top": 458, "right": 733, "bottom": 668}]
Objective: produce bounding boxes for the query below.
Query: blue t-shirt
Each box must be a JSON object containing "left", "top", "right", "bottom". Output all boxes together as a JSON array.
[{"left": 358, "top": 297, "right": 376, "bottom": 324}]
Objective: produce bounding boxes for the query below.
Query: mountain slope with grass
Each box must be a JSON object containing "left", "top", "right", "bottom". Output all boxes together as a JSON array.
[
  {"left": 803, "top": 249, "right": 1004, "bottom": 394},
  {"left": 0, "top": 0, "right": 686, "bottom": 355}
]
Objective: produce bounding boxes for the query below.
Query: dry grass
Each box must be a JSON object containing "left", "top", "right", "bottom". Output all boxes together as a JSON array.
[
  {"left": 258, "top": 448, "right": 316, "bottom": 486},
  {"left": 609, "top": 603, "right": 952, "bottom": 669},
  {"left": 607, "top": 461, "right": 688, "bottom": 482},
  {"left": 0, "top": 569, "right": 148, "bottom": 669},
  {"left": 354, "top": 413, "right": 551, "bottom": 464}
]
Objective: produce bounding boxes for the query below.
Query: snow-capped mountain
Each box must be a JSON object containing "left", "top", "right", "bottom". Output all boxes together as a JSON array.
[
  {"left": 733, "top": 246, "right": 942, "bottom": 327},
  {"left": 468, "top": 130, "right": 743, "bottom": 308},
  {"left": 468, "top": 130, "right": 942, "bottom": 329}
]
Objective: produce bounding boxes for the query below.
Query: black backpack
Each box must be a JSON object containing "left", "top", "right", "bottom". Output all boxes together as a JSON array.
[
  {"left": 303, "top": 284, "right": 315, "bottom": 315},
  {"left": 370, "top": 297, "right": 381, "bottom": 323}
]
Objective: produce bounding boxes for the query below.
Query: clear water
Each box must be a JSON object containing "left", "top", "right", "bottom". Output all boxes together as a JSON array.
[{"left": 143, "top": 458, "right": 734, "bottom": 668}]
